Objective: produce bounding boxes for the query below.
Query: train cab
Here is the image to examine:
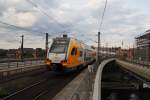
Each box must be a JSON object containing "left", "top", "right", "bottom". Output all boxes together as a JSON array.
[{"left": 46, "top": 34, "right": 95, "bottom": 72}]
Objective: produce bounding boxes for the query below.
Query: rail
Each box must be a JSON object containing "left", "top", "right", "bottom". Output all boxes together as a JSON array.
[
  {"left": 92, "top": 58, "right": 115, "bottom": 100},
  {"left": 1, "top": 79, "right": 47, "bottom": 100}
]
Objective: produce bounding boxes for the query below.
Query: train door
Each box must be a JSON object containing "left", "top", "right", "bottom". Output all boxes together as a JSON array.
[
  {"left": 84, "top": 49, "right": 91, "bottom": 63},
  {"left": 78, "top": 48, "right": 84, "bottom": 63},
  {"left": 70, "top": 47, "right": 78, "bottom": 65},
  {"left": 83, "top": 49, "right": 87, "bottom": 65}
]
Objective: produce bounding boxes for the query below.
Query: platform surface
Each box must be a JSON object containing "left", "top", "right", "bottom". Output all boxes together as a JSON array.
[{"left": 116, "top": 59, "right": 150, "bottom": 80}]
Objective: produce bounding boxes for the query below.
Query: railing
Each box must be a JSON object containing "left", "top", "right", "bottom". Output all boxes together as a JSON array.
[
  {"left": 0, "top": 64, "right": 46, "bottom": 80},
  {"left": 0, "top": 58, "right": 45, "bottom": 63},
  {"left": 123, "top": 58, "right": 150, "bottom": 67},
  {"left": 0, "top": 58, "right": 44, "bottom": 69},
  {"left": 92, "top": 58, "right": 115, "bottom": 100},
  {"left": 68, "top": 64, "right": 96, "bottom": 100},
  {"left": 65, "top": 57, "right": 115, "bottom": 100}
]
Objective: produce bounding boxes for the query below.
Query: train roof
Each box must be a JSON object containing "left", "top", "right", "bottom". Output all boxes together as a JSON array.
[{"left": 54, "top": 35, "right": 95, "bottom": 51}]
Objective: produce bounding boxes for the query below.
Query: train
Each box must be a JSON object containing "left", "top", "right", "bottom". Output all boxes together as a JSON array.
[{"left": 46, "top": 34, "right": 96, "bottom": 73}]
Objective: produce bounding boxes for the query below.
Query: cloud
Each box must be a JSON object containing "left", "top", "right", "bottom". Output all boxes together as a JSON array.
[
  {"left": 0, "top": 0, "right": 150, "bottom": 49},
  {"left": 96, "top": 0, "right": 150, "bottom": 48},
  {"left": 12, "top": 12, "right": 37, "bottom": 27}
]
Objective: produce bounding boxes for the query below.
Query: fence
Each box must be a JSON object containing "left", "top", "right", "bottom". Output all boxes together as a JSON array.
[
  {"left": 68, "top": 64, "right": 97, "bottom": 100},
  {"left": 0, "top": 58, "right": 44, "bottom": 69},
  {"left": 93, "top": 58, "right": 115, "bottom": 100},
  {"left": 124, "top": 58, "right": 150, "bottom": 67}
]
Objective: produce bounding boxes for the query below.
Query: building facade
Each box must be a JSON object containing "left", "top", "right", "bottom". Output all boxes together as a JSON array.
[{"left": 135, "top": 30, "right": 150, "bottom": 62}]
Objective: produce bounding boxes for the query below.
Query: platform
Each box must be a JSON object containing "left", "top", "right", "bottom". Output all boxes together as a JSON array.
[{"left": 116, "top": 59, "right": 150, "bottom": 81}]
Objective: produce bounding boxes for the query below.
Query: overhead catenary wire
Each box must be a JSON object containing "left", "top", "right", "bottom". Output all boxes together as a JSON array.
[
  {"left": 0, "top": 20, "right": 49, "bottom": 46},
  {"left": 26, "top": 0, "right": 98, "bottom": 42},
  {"left": 97, "top": 0, "right": 108, "bottom": 61},
  {"left": 25, "top": 0, "right": 100, "bottom": 45},
  {"left": 98, "top": 0, "right": 108, "bottom": 32},
  {"left": 26, "top": 0, "right": 67, "bottom": 29},
  {"left": 0, "top": 20, "right": 43, "bottom": 34}
]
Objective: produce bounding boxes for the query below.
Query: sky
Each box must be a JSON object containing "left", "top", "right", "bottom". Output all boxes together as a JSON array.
[{"left": 0, "top": 0, "right": 150, "bottom": 49}]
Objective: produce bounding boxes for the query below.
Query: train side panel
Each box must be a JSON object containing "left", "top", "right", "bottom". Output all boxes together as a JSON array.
[
  {"left": 46, "top": 37, "right": 95, "bottom": 72},
  {"left": 62, "top": 39, "right": 84, "bottom": 72}
]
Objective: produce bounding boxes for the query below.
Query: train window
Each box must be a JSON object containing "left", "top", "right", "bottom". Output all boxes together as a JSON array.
[
  {"left": 50, "top": 45, "right": 67, "bottom": 53},
  {"left": 71, "top": 48, "right": 77, "bottom": 55},
  {"left": 75, "top": 48, "right": 77, "bottom": 55},
  {"left": 80, "top": 51, "right": 83, "bottom": 57},
  {"left": 71, "top": 48, "right": 76, "bottom": 55},
  {"left": 49, "top": 38, "right": 70, "bottom": 53}
]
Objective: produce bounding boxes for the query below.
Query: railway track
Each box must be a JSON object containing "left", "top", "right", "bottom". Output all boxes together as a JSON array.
[
  {"left": 1, "top": 79, "right": 47, "bottom": 100},
  {"left": 0, "top": 71, "right": 78, "bottom": 100},
  {"left": 0, "top": 65, "right": 47, "bottom": 84}
]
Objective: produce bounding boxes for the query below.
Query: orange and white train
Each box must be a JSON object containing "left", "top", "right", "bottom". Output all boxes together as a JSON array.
[{"left": 46, "top": 34, "right": 96, "bottom": 73}]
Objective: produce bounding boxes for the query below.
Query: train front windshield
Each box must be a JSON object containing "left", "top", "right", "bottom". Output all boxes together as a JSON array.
[{"left": 49, "top": 38, "right": 70, "bottom": 53}]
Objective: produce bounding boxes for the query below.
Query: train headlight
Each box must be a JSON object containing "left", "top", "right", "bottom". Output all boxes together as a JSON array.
[{"left": 46, "top": 59, "right": 51, "bottom": 65}]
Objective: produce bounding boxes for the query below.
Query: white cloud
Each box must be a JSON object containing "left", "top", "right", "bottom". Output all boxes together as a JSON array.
[
  {"left": 1, "top": 7, "right": 38, "bottom": 27},
  {"left": 87, "top": 0, "right": 104, "bottom": 8},
  {"left": 0, "top": 0, "right": 150, "bottom": 49},
  {"left": 13, "top": 12, "right": 37, "bottom": 27}
]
